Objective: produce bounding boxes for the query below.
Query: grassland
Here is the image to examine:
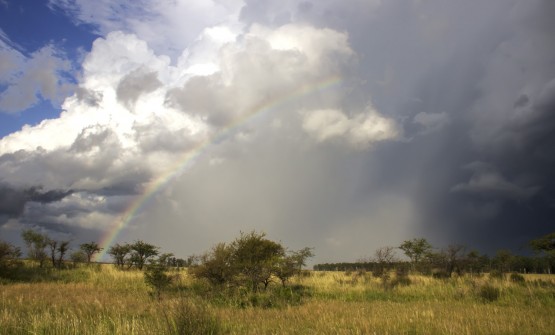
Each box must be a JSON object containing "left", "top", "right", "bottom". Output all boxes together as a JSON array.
[{"left": 1, "top": 266, "right": 554, "bottom": 334}]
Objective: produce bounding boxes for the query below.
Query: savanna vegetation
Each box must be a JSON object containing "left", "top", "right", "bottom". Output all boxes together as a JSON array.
[{"left": 0, "top": 230, "right": 554, "bottom": 334}]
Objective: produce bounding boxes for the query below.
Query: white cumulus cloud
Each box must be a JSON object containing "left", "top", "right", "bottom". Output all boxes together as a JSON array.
[{"left": 302, "top": 107, "right": 398, "bottom": 149}]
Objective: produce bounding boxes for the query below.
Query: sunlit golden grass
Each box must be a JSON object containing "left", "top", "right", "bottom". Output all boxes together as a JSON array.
[{"left": 1, "top": 267, "right": 554, "bottom": 334}]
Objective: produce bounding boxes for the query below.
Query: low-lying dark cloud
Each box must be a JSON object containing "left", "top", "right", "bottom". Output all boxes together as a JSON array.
[{"left": 0, "top": 184, "right": 73, "bottom": 218}]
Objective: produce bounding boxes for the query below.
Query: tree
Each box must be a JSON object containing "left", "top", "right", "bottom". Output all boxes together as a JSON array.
[
  {"left": 144, "top": 256, "right": 173, "bottom": 300},
  {"left": 530, "top": 232, "right": 555, "bottom": 254},
  {"left": 230, "top": 231, "right": 285, "bottom": 291},
  {"left": 399, "top": 238, "right": 433, "bottom": 272},
  {"left": 464, "top": 250, "right": 483, "bottom": 275},
  {"left": 192, "top": 231, "right": 312, "bottom": 292},
  {"left": 372, "top": 246, "right": 398, "bottom": 277},
  {"left": 493, "top": 249, "right": 514, "bottom": 274},
  {"left": 70, "top": 250, "right": 87, "bottom": 265},
  {"left": 443, "top": 244, "right": 466, "bottom": 277},
  {"left": 129, "top": 240, "right": 159, "bottom": 270},
  {"left": 108, "top": 243, "right": 132, "bottom": 269},
  {"left": 274, "top": 247, "right": 314, "bottom": 286},
  {"left": 530, "top": 232, "right": 555, "bottom": 274},
  {"left": 21, "top": 229, "right": 48, "bottom": 267},
  {"left": 0, "top": 241, "right": 22, "bottom": 276},
  {"left": 56, "top": 241, "right": 70, "bottom": 268},
  {"left": 291, "top": 247, "right": 315, "bottom": 272},
  {"left": 47, "top": 238, "right": 58, "bottom": 268},
  {"left": 80, "top": 242, "right": 102, "bottom": 264},
  {"left": 190, "top": 242, "right": 235, "bottom": 286}
]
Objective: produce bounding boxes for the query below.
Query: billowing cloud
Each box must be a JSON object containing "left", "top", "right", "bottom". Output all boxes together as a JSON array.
[
  {"left": 302, "top": 107, "right": 398, "bottom": 148},
  {"left": 0, "top": 42, "right": 74, "bottom": 114},
  {"left": 1, "top": 18, "right": 393, "bottom": 256},
  {"left": 48, "top": 0, "right": 244, "bottom": 59}
]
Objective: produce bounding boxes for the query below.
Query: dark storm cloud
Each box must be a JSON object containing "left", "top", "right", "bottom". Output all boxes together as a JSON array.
[
  {"left": 0, "top": 184, "right": 73, "bottom": 218},
  {"left": 395, "top": 0, "right": 555, "bottom": 251},
  {"left": 278, "top": 0, "right": 555, "bottom": 253}
]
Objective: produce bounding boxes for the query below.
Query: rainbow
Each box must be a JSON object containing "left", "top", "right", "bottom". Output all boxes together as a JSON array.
[{"left": 96, "top": 75, "right": 343, "bottom": 260}]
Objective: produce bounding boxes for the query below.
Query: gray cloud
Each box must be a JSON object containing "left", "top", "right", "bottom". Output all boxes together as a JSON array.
[
  {"left": 0, "top": 43, "right": 74, "bottom": 114},
  {"left": 0, "top": 184, "right": 73, "bottom": 218},
  {"left": 2, "top": 0, "right": 555, "bottom": 263},
  {"left": 451, "top": 162, "right": 541, "bottom": 201},
  {"left": 116, "top": 68, "right": 162, "bottom": 109}
]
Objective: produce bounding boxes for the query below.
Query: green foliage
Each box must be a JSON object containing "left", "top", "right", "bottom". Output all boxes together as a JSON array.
[
  {"left": 530, "top": 232, "right": 555, "bottom": 254},
  {"left": 163, "top": 298, "right": 221, "bottom": 335},
  {"left": 190, "top": 242, "right": 235, "bottom": 287},
  {"left": 478, "top": 284, "right": 500, "bottom": 302},
  {"left": 130, "top": 240, "right": 159, "bottom": 270},
  {"left": 493, "top": 249, "right": 514, "bottom": 273},
  {"left": 0, "top": 240, "right": 22, "bottom": 277},
  {"left": 489, "top": 269, "right": 505, "bottom": 280},
  {"left": 69, "top": 250, "right": 87, "bottom": 265},
  {"left": 108, "top": 243, "right": 131, "bottom": 268},
  {"left": 230, "top": 231, "right": 284, "bottom": 291},
  {"left": 191, "top": 231, "right": 313, "bottom": 293},
  {"left": 144, "top": 258, "right": 174, "bottom": 299},
  {"left": 21, "top": 229, "right": 48, "bottom": 267},
  {"left": 80, "top": 242, "right": 102, "bottom": 263},
  {"left": 510, "top": 272, "right": 526, "bottom": 284},
  {"left": 399, "top": 238, "right": 433, "bottom": 272}
]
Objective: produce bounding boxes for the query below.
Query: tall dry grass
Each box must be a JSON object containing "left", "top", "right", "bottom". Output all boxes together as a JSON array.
[{"left": 1, "top": 267, "right": 554, "bottom": 334}]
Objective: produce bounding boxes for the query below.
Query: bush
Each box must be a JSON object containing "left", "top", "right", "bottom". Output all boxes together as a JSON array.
[
  {"left": 478, "top": 284, "right": 500, "bottom": 302},
  {"left": 144, "top": 262, "right": 173, "bottom": 299},
  {"left": 510, "top": 273, "right": 525, "bottom": 284},
  {"left": 432, "top": 270, "right": 451, "bottom": 279},
  {"left": 164, "top": 298, "right": 221, "bottom": 335},
  {"left": 489, "top": 270, "right": 505, "bottom": 280},
  {"left": 392, "top": 275, "right": 412, "bottom": 287}
]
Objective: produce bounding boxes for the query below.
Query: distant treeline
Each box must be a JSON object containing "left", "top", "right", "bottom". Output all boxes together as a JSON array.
[
  {"left": 314, "top": 256, "right": 555, "bottom": 274},
  {"left": 314, "top": 233, "right": 555, "bottom": 276}
]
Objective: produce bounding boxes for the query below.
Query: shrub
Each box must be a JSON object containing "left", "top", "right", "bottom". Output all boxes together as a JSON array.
[
  {"left": 432, "top": 270, "right": 451, "bottom": 279},
  {"left": 509, "top": 273, "right": 525, "bottom": 284},
  {"left": 392, "top": 275, "right": 412, "bottom": 287},
  {"left": 489, "top": 270, "right": 505, "bottom": 280},
  {"left": 144, "top": 262, "right": 173, "bottom": 299},
  {"left": 164, "top": 298, "right": 221, "bottom": 335},
  {"left": 478, "top": 284, "right": 500, "bottom": 302}
]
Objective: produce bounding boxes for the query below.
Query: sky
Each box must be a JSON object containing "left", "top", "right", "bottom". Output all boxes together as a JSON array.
[{"left": 0, "top": 0, "right": 554, "bottom": 264}]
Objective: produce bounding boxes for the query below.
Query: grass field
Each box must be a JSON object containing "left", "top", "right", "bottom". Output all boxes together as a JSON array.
[{"left": 1, "top": 266, "right": 554, "bottom": 334}]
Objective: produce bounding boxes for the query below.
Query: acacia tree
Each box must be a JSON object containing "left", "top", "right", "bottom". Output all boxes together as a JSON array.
[
  {"left": 399, "top": 238, "right": 433, "bottom": 272},
  {"left": 144, "top": 255, "right": 175, "bottom": 300},
  {"left": 373, "top": 246, "right": 398, "bottom": 277},
  {"left": 493, "top": 249, "right": 514, "bottom": 274},
  {"left": 129, "top": 240, "right": 159, "bottom": 270},
  {"left": 108, "top": 243, "right": 131, "bottom": 269},
  {"left": 274, "top": 247, "right": 315, "bottom": 286},
  {"left": 47, "top": 239, "right": 58, "bottom": 268},
  {"left": 443, "top": 244, "right": 466, "bottom": 277},
  {"left": 192, "top": 231, "right": 313, "bottom": 291},
  {"left": 0, "top": 241, "right": 22, "bottom": 276},
  {"left": 80, "top": 242, "right": 102, "bottom": 264},
  {"left": 230, "top": 231, "right": 284, "bottom": 292},
  {"left": 190, "top": 242, "right": 235, "bottom": 286},
  {"left": 70, "top": 250, "right": 87, "bottom": 265},
  {"left": 530, "top": 232, "right": 555, "bottom": 274},
  {"left": 56, "top": 241, "right": 70, "bottom": 268},
  {"left": 21, "top": 229, "right": 48, "bottom": 267}
]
